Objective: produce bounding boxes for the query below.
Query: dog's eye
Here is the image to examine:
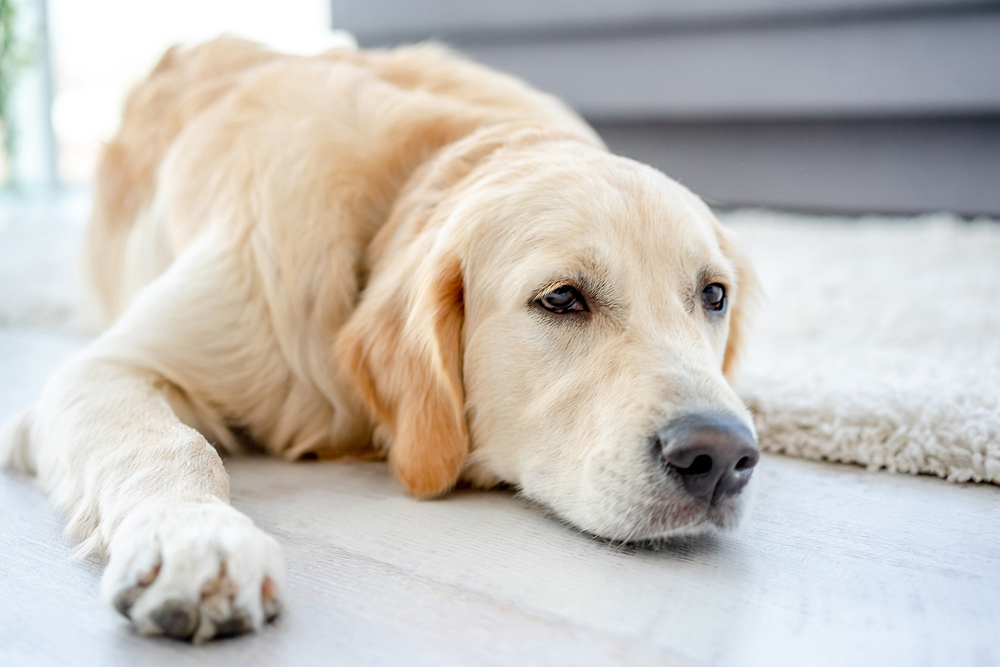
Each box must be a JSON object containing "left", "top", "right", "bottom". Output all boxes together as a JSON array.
[
  {"left": 538, "top": 286, "right": 587, "bottom": 314},
  {"left": 701, "top": 283, "right": 726, "bottom": 312}
]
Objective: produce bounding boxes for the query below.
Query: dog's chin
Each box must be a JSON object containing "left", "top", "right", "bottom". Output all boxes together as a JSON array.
[
  {"left": 625, "top": 501, "right": 749, "bottom": 544},
  {"left": 557, "top": 486, "right": 755, "bottom": 545}
]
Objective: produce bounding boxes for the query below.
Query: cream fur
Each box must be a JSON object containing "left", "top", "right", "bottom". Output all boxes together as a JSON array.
[{"left": 0, "top": 38, "right": 759, "bottom": 641}]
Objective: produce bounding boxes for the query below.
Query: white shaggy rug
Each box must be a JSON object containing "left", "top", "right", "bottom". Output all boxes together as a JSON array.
[
  {"left": 1, "top": 192, "right": 998, "bottom": 485},
  {"left": 721, "top": 210, "right": 1000, "bottom": 484}
]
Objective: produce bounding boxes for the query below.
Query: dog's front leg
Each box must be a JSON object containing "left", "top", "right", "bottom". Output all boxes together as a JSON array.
[
  {"left": 1, "top": 236, "right": 289, "bottom": 643},
  {"left": 2, "top": 357, "right": 285, "bottom": 643}
]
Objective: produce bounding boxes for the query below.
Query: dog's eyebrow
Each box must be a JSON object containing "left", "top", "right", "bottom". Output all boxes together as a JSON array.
[
  {"left": 531, "top": 276, "right": 595, "bottom": 303},
  {"left": 697, "top": 265, "right": 732, "bottom": 287},
  {"left": 530, "top": 269, "right": 618, "bottom": 314},
  {"left": 530, "top": 256, "right": 610, "bottom": 300}
]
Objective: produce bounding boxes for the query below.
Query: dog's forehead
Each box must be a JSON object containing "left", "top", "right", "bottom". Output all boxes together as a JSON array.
[{"left": 464, "top": 146, "right": 727, "bottom": 287}]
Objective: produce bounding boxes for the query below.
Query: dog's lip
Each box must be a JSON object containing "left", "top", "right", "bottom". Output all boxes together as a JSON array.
[
  {"left": 608, "top": 484, "right": 751, "bottom": 542},
  {"left": 587, "top": 494, "right": 711, "bottom": 543},
  {"left": 635, "top": 505, "right": 740, "bottom": 542},
  {"left": 543, "top": 489, "right": 742, "bottom": 543},
  {"left": 640, "top": 503, "right": 712, "bottom": 539},
  {"left": 532, "top": 460, "right": 750, "bottom": 541}
]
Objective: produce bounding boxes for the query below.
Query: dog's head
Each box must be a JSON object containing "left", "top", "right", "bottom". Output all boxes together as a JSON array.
[{"left": 336, "top": 126, "right": 761, "bottom": 541}]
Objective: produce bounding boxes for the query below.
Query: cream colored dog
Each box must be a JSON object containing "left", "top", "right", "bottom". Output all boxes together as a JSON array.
[{"left": 1, "top": 38, "right": 760, "bottom": 643}]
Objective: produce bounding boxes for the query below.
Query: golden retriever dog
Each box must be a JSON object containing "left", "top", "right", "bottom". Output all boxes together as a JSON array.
[{"left": 0, "top": 38, "right": 760, "bottom": 643}]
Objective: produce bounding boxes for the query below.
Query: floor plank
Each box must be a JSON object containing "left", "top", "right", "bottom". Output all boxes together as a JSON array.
[{"left": 2, "top": 327, "right": 998, "bottom": 667}]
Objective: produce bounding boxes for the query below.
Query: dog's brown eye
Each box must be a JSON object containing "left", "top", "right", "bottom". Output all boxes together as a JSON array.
[
  {"left": 539, "top": 286, "right": 587, "bottom": 314},
  {"left": 702, "top": 283, "right": 726, "bottom": 312}
]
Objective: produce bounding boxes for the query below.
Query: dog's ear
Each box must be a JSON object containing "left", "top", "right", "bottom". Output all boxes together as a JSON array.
[
  {"left": 715, "top": 223, "right": 762, "bottom": 383},
  {"left": 335, "top": 238, "right": 466, "bottom": 498},
  {"left": 334, "top": 127, "right": 491, "bottom": 498}
]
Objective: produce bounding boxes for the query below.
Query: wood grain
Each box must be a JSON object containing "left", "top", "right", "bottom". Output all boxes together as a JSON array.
[{"left": 2, "top": 328, "right": 998, "bottom": 666}]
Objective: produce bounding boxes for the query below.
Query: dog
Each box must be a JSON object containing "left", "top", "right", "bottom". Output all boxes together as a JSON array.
[{"left": 0, "top": 37, "right": 761, "bottom": 643}]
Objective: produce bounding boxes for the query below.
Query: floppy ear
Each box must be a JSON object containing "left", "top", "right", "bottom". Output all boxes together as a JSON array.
[
  {"left": 335, "top": 223, "right": 467, "bottom": 498},
  {"left": 716, "top": 223, "right": 762, "bottom": 383},
  {"left": 337, "top": 239, "right": 469, "bottom": 497}
]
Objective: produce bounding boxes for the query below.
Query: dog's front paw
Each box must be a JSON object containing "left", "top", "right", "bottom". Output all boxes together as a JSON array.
[{"left": 102, "top": 502, "right": 285, "bottom": 643}]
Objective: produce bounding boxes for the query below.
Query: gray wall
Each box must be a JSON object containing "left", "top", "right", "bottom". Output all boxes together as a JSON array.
[{"left": 333, "top": 0, "right": 1000, "bottom": 215}]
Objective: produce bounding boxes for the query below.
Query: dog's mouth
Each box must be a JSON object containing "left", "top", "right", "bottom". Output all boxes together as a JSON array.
[
  {"left": 600, "top": 508, "right": 738, "bottom": 545},
  {"left": 519, "top": 453, "right": 755, "bottom": 543},
  {"left": 580, "top": 484, "right": 752, "bottom": 544},
  {"left": 628, "top": 502, "right": 736, "bottom": 542}
]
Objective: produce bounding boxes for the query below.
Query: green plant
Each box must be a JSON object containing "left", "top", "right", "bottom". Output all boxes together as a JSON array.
[
  {"left": 0, "top": 0, "right": 33, "bottom": 175},
  {"left": 0, "top": 0, "right": 18, "bottom": 162}
]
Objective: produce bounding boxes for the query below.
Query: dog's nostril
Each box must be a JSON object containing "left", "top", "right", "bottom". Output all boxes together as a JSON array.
[
  {"left": 734, "top": 456, "right": 752, "bottom": 472},
  {"left": 678, "top": 454, "right": 713, "bottom": 476}
]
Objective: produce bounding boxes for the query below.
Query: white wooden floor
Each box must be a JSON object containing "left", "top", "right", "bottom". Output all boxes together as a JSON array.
[{"left": 2, "top": 326, "right": 999, "bottom": 667}]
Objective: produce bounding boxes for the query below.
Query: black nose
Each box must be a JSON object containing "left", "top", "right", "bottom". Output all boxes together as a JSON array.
[{"left": 657, "top": 413, "right": 759, "bottom": 505}]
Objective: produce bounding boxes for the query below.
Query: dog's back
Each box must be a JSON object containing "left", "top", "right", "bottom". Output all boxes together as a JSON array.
[
  {"left": 88, "top": 38, "right": 279, "bottom": 321},
  {"left": 87, "top": 38, "right": 599, "bottom": 324}
]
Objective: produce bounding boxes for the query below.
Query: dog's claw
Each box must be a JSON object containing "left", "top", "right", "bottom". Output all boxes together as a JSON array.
[
  {"left": 214, "top": 609, "right": 253, "bottom": 638},
  {"left": 263, "top": 598, "right": 282, "bottom": 623},
  {"left": 114, "top": 563, "right": 160, "bottom": 618},
  {"left": 262, "top": 575, "right": 282, "bottom": 622},
  {"left": 113, "top": 587, "right": 144, "bottom": 618},
  {"left": 151, "top": 599, "right": 200, "bottom": 639}
]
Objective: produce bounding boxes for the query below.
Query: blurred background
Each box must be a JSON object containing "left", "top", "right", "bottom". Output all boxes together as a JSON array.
[
  {"left": 1, "top": 0, "right": 998, "bottom": 215},
  {"left": 0, "top": 0, "right": 338, "bottom": 187}
]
